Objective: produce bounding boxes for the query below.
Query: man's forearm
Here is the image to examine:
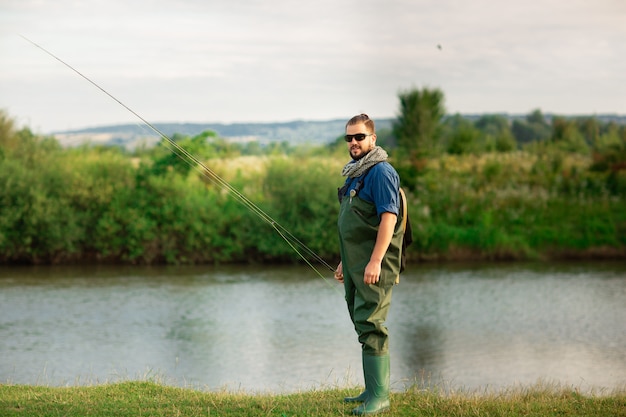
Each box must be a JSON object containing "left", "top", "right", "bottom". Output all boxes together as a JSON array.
[{"left": 370, "top": 212, "right": 397, "bottom": 263}]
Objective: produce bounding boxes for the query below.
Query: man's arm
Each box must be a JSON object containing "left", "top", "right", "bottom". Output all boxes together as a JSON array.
[{"left": 363, "top": 212, "right": 397, "bottom": 285}]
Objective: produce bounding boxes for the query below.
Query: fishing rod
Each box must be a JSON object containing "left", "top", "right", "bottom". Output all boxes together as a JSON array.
[{"left": 20, "top": 35, "right": 338, "bottom": 283}]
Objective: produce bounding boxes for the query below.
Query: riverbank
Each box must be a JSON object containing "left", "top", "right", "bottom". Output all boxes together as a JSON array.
[{"left": 1, "top": 381, "right": 624, "bottom": 417}]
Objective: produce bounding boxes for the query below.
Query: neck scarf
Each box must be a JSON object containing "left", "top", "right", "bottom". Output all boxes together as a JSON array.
[{"left": 341, "top": 146, "right": 388, "bottom": 178}]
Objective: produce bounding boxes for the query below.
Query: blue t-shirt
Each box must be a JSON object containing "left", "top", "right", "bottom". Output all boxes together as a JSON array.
[{"left": 342, "top": 162, "right": 400, "bottom": 217}]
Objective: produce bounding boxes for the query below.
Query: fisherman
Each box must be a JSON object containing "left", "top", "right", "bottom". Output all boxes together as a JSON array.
[{"left": 335, "top": 113, "right": 405, "bottom": 415}]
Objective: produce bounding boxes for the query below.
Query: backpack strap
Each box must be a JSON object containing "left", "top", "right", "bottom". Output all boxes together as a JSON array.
[
  {"left": 398, "top": 187, "right": 413, "bottom": 279},
  {"left": 396, "top": 188, "right": 408, "bottom": 284},
  {"left": 400, "top": 187, "right": 408, "bottom": 235}
]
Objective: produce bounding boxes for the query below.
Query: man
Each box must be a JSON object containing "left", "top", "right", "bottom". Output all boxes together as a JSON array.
[{"left": 335, "top": 113, "right": 405, "bottom": 415}]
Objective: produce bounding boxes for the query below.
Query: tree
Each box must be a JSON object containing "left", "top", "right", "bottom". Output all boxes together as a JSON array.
[
  {"left": 445, "top": 115, "right": 482, "bottom": 155},
  {"left": 149, "top": 130, "right": 218, "bottom": 177},
  {"left": 551, "top": 117, "right": 589, "bottom": 154},
  {"left": 474, "top": 114, "right": 517, "bottom": 152},
  {"left": 511, "top": 109, "right": 551, "bottom": 144},
  {"left": 392, "top": 87, "right": 445, "bottom": 157},
  {"left": 391, "top": 87, "right": 446, "bottom": 191},
  {"left": 578, "top": 117, "right": 600, "bottom": 146}
]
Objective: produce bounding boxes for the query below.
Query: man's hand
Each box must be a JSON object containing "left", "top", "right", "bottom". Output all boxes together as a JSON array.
[
  {"left": 334, "top": 261, "right": 344, "bottom": 283},
  {"left": 363, "top": 259, "right": 382, "bottom": 285}
]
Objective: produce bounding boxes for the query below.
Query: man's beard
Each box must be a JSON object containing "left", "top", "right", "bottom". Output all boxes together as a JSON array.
[{"left": 350, "top": 147, "right": 371, "bottom": 161}]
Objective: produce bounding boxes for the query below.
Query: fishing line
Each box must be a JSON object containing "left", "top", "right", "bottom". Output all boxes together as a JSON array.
[{"left": 20, "top": 35, "right": 339, "bottom": 288}]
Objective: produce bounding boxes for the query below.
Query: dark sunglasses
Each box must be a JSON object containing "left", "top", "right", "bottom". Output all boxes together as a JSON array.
[{"left": 344, "top": 133, "right": 372, "bottom": 142}]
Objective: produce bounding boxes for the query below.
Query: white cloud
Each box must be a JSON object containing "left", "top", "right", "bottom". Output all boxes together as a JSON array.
[{"left": 1, "top": 0, "right": 625, "bottom": 132}]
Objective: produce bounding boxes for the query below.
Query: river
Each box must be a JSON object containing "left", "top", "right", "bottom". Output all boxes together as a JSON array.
[{"left": 0, "top": 261, "right": 624, "bottom": 394}]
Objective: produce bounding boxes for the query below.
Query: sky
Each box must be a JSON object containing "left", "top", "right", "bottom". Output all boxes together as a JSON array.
[{"left": 1, "top": 0, "right": 625, "bottom": 133}]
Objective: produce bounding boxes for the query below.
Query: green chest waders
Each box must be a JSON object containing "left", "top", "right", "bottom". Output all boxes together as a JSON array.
[
  {"left": 338, "top": 193, "right": 404, "bottom": 414},
  {"left": 338, "top": 193, "right": 404, "bottom": 355}
]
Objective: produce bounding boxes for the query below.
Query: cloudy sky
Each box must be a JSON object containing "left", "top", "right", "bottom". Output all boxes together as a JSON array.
[{"left": 1, "top": 0, "right": 625, "bottom": 133}]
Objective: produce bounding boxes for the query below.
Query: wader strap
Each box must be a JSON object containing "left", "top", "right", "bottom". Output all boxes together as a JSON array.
[{"left": 337, "top": 167, "right": 373, "bottom": 203}]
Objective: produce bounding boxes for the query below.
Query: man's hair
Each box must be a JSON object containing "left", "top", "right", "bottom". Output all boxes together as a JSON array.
[{"left": 346, "top": 113, "right": 375, "bottom": 133}]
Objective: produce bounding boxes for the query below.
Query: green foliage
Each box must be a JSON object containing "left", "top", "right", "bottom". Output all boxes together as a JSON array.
[
  {"left": 258, "top": 157, "right": 342, "bottom": 261},
  {"left": 0, "top": 115, "right": 80, "bottom": 263},
  {"left": 392, "top": 87, "right": 446, "bottom": 157},
  {"left": 0, "top": 157, "right": 82, "bottom": 262},
  {"left": 389, "top": 87, "right": 446, "bottom": 192},
  {"left": 444, "top": 115, "right": 483, "bottom": 155},
  {"left": 474, "top": 114, "right": 518, "bottom": 152},
  {"left": 1, "top": 107, "right": 626, "bottom": 266},
  {"left": 590, "top": 123, "right": 626, "bottom": 172},
  {"left": 405, "top": 151, "right": 626, "bottom": 261},
  {"left": 511, "top": 109, "right": 552, "bottom": 144},
  {"left": 149, "top": 130, "right": 220, "bottom": 176},
  {"left": 550, "top": 117, "right": 590, "bottom": 154}
]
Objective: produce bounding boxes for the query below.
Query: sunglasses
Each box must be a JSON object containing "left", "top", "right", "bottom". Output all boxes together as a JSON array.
[{"left": 344, "top": 133, "right": 372, "bottom": 142}]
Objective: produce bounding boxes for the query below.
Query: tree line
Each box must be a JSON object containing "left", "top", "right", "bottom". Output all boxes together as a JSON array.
[{"left": 1, "top": 87, "right": 625, "bottom": 265}]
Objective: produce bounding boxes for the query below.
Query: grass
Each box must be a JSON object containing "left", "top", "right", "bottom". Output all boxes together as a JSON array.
[{"left": 1, "top": 380, "right": 624, "bottom": 417}]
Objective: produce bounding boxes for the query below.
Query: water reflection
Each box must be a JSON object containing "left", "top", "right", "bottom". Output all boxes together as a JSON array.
[
  {"left": 0, "top": 262, "right": 624, "bottom": 393},
  {"left": 389, "top": 262, "right": 626, "bottom": 391}
]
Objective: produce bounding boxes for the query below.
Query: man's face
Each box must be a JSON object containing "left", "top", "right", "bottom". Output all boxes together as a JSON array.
[{"left": 346, "top": 122, "right": 376, "bottom": 160}]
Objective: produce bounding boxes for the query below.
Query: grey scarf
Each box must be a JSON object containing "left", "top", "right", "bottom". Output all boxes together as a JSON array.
[{"left": 341, "top": 146, "right": 388, "bottom": 178}]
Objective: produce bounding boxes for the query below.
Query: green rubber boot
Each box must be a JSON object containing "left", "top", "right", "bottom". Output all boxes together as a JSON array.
[
  {"left": 352, "top": 354, "right": 390, "bottom": 415},
  {"left": 345, "top": 354, "right": 368, "bottom": 403},
  {"left": 344, "top": 389, "right": 368, "bottom": 403}
]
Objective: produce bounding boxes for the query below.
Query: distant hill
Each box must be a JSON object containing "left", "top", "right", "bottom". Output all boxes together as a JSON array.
[
  {"left": 52, "top": 114, "right": 626, "bottom": 149},
  {"left": 52, "top": 119, "right": 392, "bottom": 149}
]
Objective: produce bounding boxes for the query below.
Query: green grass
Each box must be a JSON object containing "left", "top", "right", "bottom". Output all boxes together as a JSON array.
[{"left": 1, "top": 381, "right": 624, "bottom": 417}]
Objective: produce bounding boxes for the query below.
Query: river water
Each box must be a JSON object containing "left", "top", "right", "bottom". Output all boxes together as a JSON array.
[{"left": 0, "top": 262, "right": 625, "bottom": 393}]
